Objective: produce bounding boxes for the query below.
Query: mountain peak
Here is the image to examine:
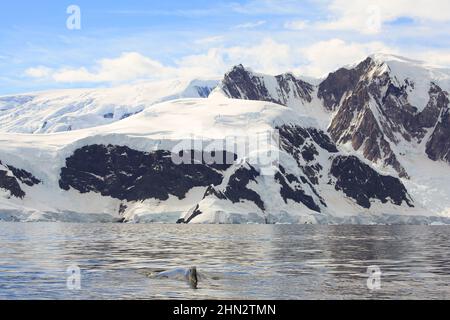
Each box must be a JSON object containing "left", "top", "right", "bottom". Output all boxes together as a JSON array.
[
  {"left": 232, "top": 63, "right": 245, "bottom": 69},
  {"left": 369, "top": 53, "right": 424, "bottom": 65},
  {"left": 218, "top": 63, "right": 314, "bottom": 108},
  {"left": 365, "top": 53, "right": 450, "bottom": 94},
  {"left": 229, "top": 64, "right": 248, "bottom": 73},
  {"left": 367, "top": 53, "right": 450, "bottom": 78}
]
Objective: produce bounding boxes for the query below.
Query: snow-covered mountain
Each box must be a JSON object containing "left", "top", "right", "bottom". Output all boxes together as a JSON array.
[
  {"left": 0, "top": 54, "right": 449, "bottom": 224},
  {"left": 0, "top": 78, "right": 218, "bottom": 133},
  {"left": 0, "top": 97, "right": 428, "bottom": 224},
  {"left": 215, "top": 64, "right": 314, "bottom": 107},
  {"left": 214, "top": 54, "right": 450, "bottom": 179},
  {"left": 324, "top": 54, "right": 450, "bottom": 178},
  {"left": 211, "top": 65, "right": 330, "bottom": 128}
]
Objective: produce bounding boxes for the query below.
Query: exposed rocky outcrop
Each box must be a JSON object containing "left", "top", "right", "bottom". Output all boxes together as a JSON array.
[
  {"left": 177, "top": 163, "right": 265, "bottom": 223},
  {"left": 7, "top": 165, "right": 41, "bottom": 187},
  {"left": 426, "top": 108, "right": 450, "bottom": 163},
  {"left": 416, "top": 84, "right": 448, "bottom": 135},
  {"left": 183, "top": 116, "right": 416, "bottom": 220},
  {"left": 278, "top": 124, "right": 336, "bottom": 185},
  {"left": 275, "top": 124, "right": 413, "bottom": 212},
  {"left": 0, "top": 170, "right": 25, "bottom": 199},
  {"left": 318, "top": 57, "right": 372, "bottom": 110},
  {"left": 223, "top": 164, "right": 265, "bottom": 210},
  {"left": 330, "top": 156, "right": 413, "bottom": 208},
  {"left": 59, "top": 145, "right": 236, "bottom": 202},
  {"left": 328, "top": 85, "right": 409, "bottom": 177},
  {"left": 325, "top": 56, "right": 450, "bottom": 177},
  {"left": 275, "top": 166, "right": 321, "bottom": 213},
  {"left": 306, "top": 128, "right": 339, "bottom": 153},
  {"left": 0, "top": 160, "right": 41, "bottom": 198},
  {"left": 218, "top": 64, "right": 313, "bottom": 106}
]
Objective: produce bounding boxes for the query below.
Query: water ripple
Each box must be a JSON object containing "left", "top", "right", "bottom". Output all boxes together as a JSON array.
[{"left": 0, "top": 223, "right": 449, "bottom": 300}]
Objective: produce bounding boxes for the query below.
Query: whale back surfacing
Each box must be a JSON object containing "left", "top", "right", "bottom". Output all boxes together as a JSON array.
[{"left": 146, "top": 267, "right": 199, "bottom": 289}]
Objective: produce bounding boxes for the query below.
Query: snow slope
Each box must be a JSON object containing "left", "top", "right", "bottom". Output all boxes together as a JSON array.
[
  {"left": 369, "top": 53, "right": 450, "bottom": 112},
  {"left": 0, "top": 78, "right": 218, "bottom": 134},
  {"left": 0, "top": 97, "right": 314, "bottom": 222},
  {"left": 0, "top": 96, "right": 446, "bottom": 224}
]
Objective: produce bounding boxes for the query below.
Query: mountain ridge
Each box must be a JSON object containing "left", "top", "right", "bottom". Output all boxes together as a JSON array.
[
  {"left": 214, "top": 54, "right": 450, "bottom": 179},
  {"left": 0, "top": 78, "right": 219, "bottom": 134},
  {"left": 0, "top": 53, "right": 449, "bottom": 224}
]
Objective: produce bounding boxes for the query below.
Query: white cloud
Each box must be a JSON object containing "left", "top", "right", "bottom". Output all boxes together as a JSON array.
[
  {"left": 25, "top": 39, "right": 299, "bottom": 83},
  {"left": 176, "top": 48, "right": 228, "bottom": 78},
  {"left": 55, "top": 52, "right": 173, "bottom": 83},
  {"left": 29, "top": 52, "right": 174, "bottom": 84},
  {"left": 225, "top": 38, "right": 296, "bottom": 75},
  {"left": 298, "top": 38, "right": 398, "bottom": 77},
  {"left": 284, "top": 20, "right": 308, "bottom": 30},
  {"left": 25, "top": 66, "right": 53, "bottom": 79},
  {"left": 321, "top": 0, "right": 450, "bottom": 34},
  {"left": 233, "top": 20, "right": 267, "bottom": 29},
  {"left": 28, "top": 38, "right": 450, "bottom": 84}
]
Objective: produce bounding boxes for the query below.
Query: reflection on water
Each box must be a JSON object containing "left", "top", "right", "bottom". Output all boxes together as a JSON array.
[{"left": 0, "top": 223, "right": 449, "bottom": 300}]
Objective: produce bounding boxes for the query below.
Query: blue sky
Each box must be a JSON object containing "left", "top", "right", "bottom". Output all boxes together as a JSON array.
[{"left": 0, "top": 0, "right": 450, "bottom": 95}]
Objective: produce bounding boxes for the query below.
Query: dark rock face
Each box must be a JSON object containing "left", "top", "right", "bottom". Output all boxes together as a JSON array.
[
  {"left": 324, "top": 57, "right": 450, "bottom": 177},
  {"left": 275, "top": 73, "right": 314, "bottom": 103},
  {"left": 223, "top": 164, "right": 265, "bottom": 210},
  {"left": 306, "top": 128, "right": 339, "bottom": 153},
  {"left": 426, "top": 108, "right": 450, "bottom": 163},
  {"left": 375, "top": 81, "right": 448, "bottom": 144},
  {"left": 0, "top": 170, "right": 25, "bottom": 198},
  {"left": 7, "top": 165, "right": 41, "bottom": 187},
  {"left": 220, "top": 65, "right": 313, "bottom": 105},
  {"left": 416, "top": 84, "right": 448, "bottom": 133},
  {"left": 0, "top": 160, "right": 41, "bottom": 198},
  {"left": 177, "top": 164, "right": 264, "bottom": 224},
  {"left": 59, "top": 145, "right": 235, "bottom": 202},
  {"left": 275, "top": 167, "right": 321, "bottom": 213},
  {"left": 278, "top": 125, "right": 335, "bottom": 185},
  {"left": 329, "top": 91, "right": 409, "bottom": 178},
  {"left": 274, "top": 125, "right": 335, "bottom": 211},
  {"left": 221, "top": 65, "right": 271, "bottom": 101},
  {"left": 194, "top": 164, "right": 265, "bottom": 210},
  {"left": 330, "top": 156, "right": 413, "bottom": 209},
  {"left": 318, "top": 58, "right": 372, "bottom": 110}
]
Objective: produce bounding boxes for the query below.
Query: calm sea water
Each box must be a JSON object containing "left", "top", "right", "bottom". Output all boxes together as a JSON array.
[{"left": 0, "top": 223, "right": 449, "bottom": 300}]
